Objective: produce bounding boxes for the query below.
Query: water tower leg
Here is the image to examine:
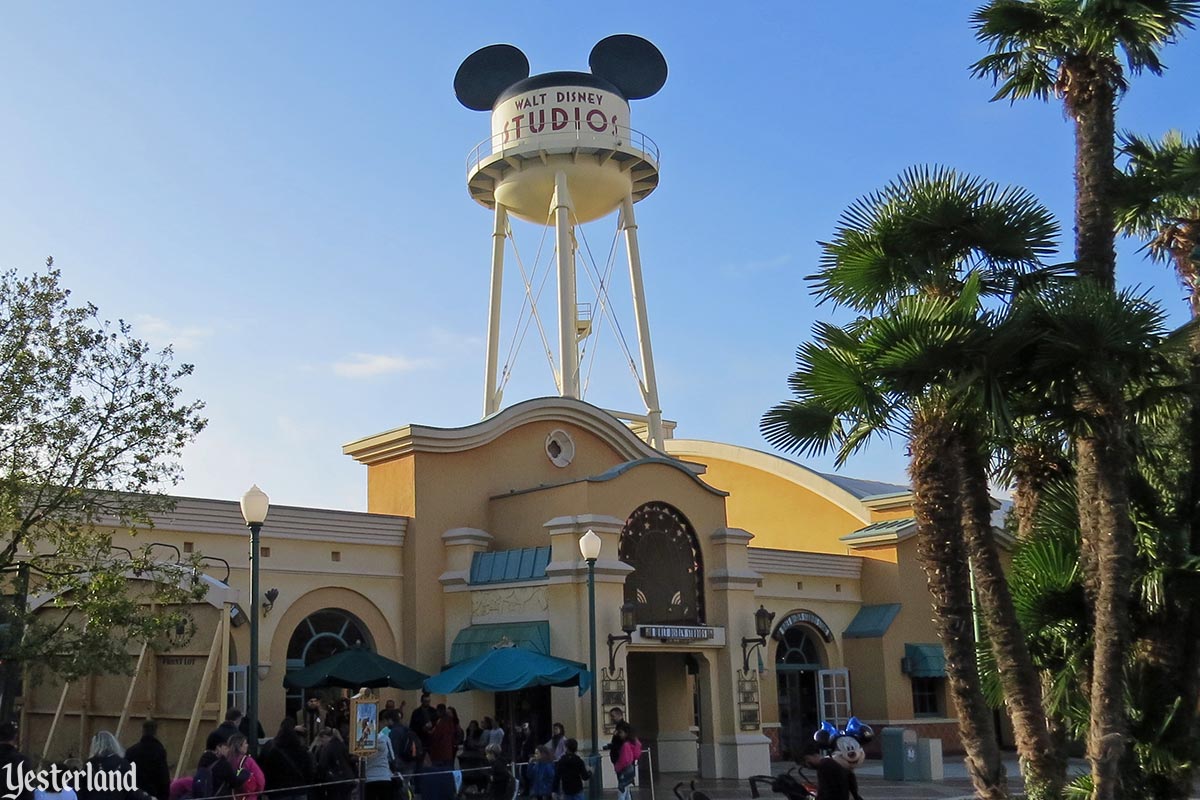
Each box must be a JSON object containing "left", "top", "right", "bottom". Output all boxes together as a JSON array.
[
  {"left": 553, "top": 172, "right": 579, "bottom": 398},
  {"left": 619, "top": 193, "right": 665, "bottom": 450},
  {"left": 483, "top": 203, "right": 508, "bottom": 417}
]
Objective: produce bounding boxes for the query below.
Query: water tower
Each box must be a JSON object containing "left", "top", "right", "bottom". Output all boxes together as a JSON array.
[{"left": 455, "top": 35, "right": 668, "bottom": 449}]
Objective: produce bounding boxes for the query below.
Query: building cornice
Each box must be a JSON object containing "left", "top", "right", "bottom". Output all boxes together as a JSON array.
[
  {"left": 343, "top": 397, "right": 676, "bottom": 466},
  {"left": 747, "top": 547, "right": 863, "bottom": 579}
]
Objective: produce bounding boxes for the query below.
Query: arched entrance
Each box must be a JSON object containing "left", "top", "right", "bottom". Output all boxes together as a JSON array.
[
  {"left": 619, "top": 501, "right": 707, "bottom": 774},
  {"left": 284, "top": 608, "right": 374, "bottom": 718},
  {"left": 773, "top": 611, "right": 831, "bottom": 760}
]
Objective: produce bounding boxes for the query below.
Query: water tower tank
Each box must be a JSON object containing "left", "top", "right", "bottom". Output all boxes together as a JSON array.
[{"left": 457, "top": 35, "right": 666, "bottom": 224}]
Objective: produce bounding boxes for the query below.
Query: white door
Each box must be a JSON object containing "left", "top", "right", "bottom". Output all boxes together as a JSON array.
[{"left": 817, "top": 668, "right": 851, "bottom": 727}]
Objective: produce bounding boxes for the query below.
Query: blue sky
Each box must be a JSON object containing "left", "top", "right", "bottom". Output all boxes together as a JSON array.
[{"left": 2, "top": 2, "right": 1198, "bottom": 511}]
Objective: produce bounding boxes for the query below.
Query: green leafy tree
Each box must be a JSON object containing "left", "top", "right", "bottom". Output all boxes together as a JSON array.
[
  {"left": 765, "top": 167, "right": 1061, "bottom": 800},
  {"left": 0, "top": 265, "right": 208, "bottom": 721}
]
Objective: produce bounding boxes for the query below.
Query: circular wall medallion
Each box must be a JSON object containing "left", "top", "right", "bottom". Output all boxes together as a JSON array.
[{"left": 545, "top": 429, "right": 575, "bottom": 467}]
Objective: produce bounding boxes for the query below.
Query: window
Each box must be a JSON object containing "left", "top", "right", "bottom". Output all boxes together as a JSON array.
[
  {"left": 227, "top": 665, "right": 247, "bottom": 712},
  {"left": 912, "top": 677, "right": 942, "bottom": 716},
  {"left": 619, "top": 502, "right": 704, "bottom": 625}
]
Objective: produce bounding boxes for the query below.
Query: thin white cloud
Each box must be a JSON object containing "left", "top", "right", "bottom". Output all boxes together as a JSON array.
[
  {"left": 133, "top": 314, "right": 214, "bottom": 351},
  {"left": 332, "top": 353, "right": 431, "bottom": 378},
  {"left": 719, "top": 253, "right": 792, "bottom": 277}
]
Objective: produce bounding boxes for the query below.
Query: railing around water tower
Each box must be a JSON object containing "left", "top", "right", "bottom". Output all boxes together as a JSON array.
[{"left": 466, "top": 125, "right": 660, "bottom": 178}]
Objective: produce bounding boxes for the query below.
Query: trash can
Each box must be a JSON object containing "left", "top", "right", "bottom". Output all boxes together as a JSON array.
[
  {"left": 881, "top": 727, "right": 919, "bottom": 781},
  {"left": 917, "top": 738, "right": 943, "bottom": 781}
]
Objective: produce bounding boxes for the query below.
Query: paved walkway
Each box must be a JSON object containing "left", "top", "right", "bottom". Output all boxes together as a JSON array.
[{"left": 641, "top": 756, "right": 1200, "bottom": 800}]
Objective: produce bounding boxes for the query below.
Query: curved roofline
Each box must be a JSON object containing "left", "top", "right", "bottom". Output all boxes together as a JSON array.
[
  {"left": 665, "top": 439, "right": 897, "bottom": 524},
  {"left": 344, "top": 397, "right": 672, "bottom": 466}
]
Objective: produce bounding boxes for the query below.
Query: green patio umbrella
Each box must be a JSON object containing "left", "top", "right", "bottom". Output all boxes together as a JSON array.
[
  {"left": 283, "top": 646, "right": 428, "bottom": 690},
  {"left": 423, "top": 645, "right": 592, "bottom": 696}
]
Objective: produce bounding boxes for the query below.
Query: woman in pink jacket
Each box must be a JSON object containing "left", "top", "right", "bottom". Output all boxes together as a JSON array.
[
  {"left": 224, "top": 735, "right": 266, "bottom": 800},
  {"left": 611, "top": 723, "right": 641, "bottom": 800}
]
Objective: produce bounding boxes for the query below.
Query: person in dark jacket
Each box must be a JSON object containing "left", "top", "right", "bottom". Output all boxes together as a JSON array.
[
  {"left": 125, "top": 720, "right": 171, "bottom": 800},
  {"left": 196, "top": 730, "right": 250, "bottom": 800},
  {"left": 314, "top": 729, "right": 354, "bottom": 800},
  {"left": 552, "top": 739, "right": 590, "bottom": 800},
  {"left": 485, "top": 746, "right": 512, "bottom": 800},
  {"left": 0, "top": 722, "right": 32, "bottom": 800},
  {"left": 212, "top": 710, "right": 242, "bottom": 750},
  {"left": 78, "top": 731, "right": 136, "bottom": 800},
  {"left": 259, "top": 721, "right": 315, "bottom": 800}
]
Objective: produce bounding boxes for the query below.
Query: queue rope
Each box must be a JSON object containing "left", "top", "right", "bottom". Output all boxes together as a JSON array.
[{"left": 187, "top": 750, "right": 651, "bottom": 800}]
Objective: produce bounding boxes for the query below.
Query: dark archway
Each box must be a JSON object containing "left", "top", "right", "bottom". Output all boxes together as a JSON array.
[
  {"left": 774, "top": 619, "right": 828, "bottom": 760},
  {"left": 618, "top": 501, "right": 705, "bottom": 625}
]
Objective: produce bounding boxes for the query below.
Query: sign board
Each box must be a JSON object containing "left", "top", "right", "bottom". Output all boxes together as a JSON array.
[
  {"left": 350, "top": 696, "right": 379, "bottom": 756},
  {"left": 639, "top": 625, "right": 715, "bottom": 642},
  {"left": 773, "top": 610, "right": 834, "bottom": 643}
]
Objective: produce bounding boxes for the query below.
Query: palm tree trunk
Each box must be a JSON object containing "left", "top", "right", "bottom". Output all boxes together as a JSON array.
[
  {"left": 1075, "top": 411, "right": 1134, "bottom": 800},
  {"left": 958, "top": 427, "right": 1062, "bottom": 800},
  {"left": 909, "top": 408, "right": 1008, "bottom": 800},
  {"left": 1070, "top": 73, "right": 1117, "bottom": 289}
]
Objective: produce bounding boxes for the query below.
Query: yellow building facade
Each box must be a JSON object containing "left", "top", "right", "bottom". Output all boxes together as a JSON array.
[{"left": 22, "top": 395, "right": 975, "bottom": 779}]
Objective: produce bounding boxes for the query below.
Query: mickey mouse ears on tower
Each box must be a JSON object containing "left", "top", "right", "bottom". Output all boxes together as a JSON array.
[{"left": 454, "top": 34, "right": 667, "bottom": 110}]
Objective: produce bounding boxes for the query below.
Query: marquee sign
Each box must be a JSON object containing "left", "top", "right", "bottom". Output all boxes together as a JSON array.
[
  {"left": 640, "top": 625, "right": 716, "bottom": 642},
  {"left": 773, "top": 610, "right": 835, "bottom": 643}
]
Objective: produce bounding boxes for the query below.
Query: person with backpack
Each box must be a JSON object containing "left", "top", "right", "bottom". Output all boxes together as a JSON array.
[{"left": 192, "top": 730, "right": 249, "bottom": 800}]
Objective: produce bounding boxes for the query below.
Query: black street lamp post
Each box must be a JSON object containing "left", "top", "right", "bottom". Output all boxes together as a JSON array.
[
  {"left": 578, "top": 530, "right": 602, "bottom": 800},
  {"left": 240, "top": 485, "right": 270, "bottom": 757}
]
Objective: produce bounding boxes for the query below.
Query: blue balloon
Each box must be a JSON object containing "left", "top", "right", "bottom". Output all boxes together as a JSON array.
[{"left": 845, "top": 716, "right": 864, "bottom": 737}]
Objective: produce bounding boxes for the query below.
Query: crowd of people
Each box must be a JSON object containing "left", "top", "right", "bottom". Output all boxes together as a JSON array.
[{"left": 0, "top": 697, "right": 645, "bottom": 800}]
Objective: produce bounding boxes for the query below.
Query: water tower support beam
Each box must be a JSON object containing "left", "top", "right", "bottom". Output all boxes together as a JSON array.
[
  {"left": 619, "top": 193, "right": 665, "bottom": 450},
  {"left": 483, "top": 203, "right": 508, "bottom": 417},
  {"left": 553, "top": 172, "right": 580, "bottom": 398}
]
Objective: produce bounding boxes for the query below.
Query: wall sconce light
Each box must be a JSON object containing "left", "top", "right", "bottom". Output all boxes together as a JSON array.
[
  {"left": 263, "top": 588, "right": 280, "bottom": 616},
  {"left": 606, "top": 601, "right": 638, "bottom": 671},
  {"left": 229, "top": 603, "right": 248, "bottom": 628},
  {"left": 741, "top": 605, "right": 776, "bottom": 672}
]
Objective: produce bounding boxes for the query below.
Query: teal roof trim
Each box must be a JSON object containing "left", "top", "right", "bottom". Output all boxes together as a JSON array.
[
  {"left": 588, "top": 457, "right": 729, "bottom": 497},
  {"left": 450, "top": 621, "right": 551, "bottom": 663},
  {"left": 903, "top": 643, "right": 946, "bottom": 678},
  {"left": 843, "top": 604, "right": 902, "bottom": 639},
  {"left": 839, "top": 518, "right": 917, "bottom": 542},
  {"left": 469, "top": 547, "right": 551, "bottom": 585}
]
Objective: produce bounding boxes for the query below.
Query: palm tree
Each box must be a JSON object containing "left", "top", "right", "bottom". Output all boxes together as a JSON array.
[
  {"left": 972, "top": 10, "right": 1197, "bottom": 797},
  {"left": 764, "top": 302, "right": 1011, "bottom": 800},
  {"left": 1115, "top": 130, "right": 1200, "bottom": 312},
  {"left": 971, "top": 0, "right": 1198, "bottom": 289},
  {"left": 766, "top": 167, "right": 1061, "bottom": 800},
  {"left": 1113, "top": 129, "right": 1200, "bottom": 798}
]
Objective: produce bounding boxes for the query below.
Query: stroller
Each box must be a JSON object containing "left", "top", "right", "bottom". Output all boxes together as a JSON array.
[
  {"left": 748, "top": 767, "right": 818, "bottom": 800},
  {"left": 673, "top": 781, "right": 712, "bottom": 800}
]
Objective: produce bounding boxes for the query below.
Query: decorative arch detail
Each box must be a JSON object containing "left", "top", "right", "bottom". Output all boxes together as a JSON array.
[
  {"left": 619, "top": 501, "right": 705, "bottom": 625},
  {"left": 773, "top": 609, "right": 832, "bottom": 669}
]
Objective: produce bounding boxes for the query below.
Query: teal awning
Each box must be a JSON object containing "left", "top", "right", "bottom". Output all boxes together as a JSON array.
[
  {"left": 903, "top": 643, "right": 946, "bottom": 677},
  {"left": 470, "top": 547, "right": 551, "bottom": 585},
  {"left": 843, "top": 604, "right": 901, "bottom": 639},
  {"left": 450, "top": 621, "right": 550, "bottom": 663}
]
